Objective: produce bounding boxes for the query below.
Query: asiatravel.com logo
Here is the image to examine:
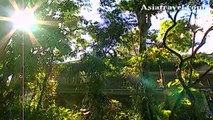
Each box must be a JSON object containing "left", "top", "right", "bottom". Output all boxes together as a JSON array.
[{"left": 141, "top": 4, "right": 206, "bottom": 11}]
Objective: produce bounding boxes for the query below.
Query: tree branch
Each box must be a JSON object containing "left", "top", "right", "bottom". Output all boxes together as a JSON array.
[
  {"left": 188, "top": 9, "right": 196, "bottom": 85},
  {"left": 191, "top": 66, "right": 213, "bottom": 87},
  {"left": 163, "top": 10, "right": 183, "bottom": 62},
  {"left": 192, "top": 26, "right": 213, "bottom": 54},
  {"left": 184, "top": 26, "right": 213, "bottom": 62},
  {"left": 163, "top": 10, "right": 195, "bottom": 107}
]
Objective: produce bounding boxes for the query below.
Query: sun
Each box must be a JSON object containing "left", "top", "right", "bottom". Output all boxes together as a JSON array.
[
  {"left": 0, "top": 0, "right": 58, "bottom": 52},
  {"left": 11, "top": 8, "right": 35, "bottom": 31}
]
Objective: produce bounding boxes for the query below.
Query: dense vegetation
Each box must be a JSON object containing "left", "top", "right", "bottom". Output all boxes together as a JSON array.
[{"left": 0, "top": 0, "right": 213, "bottom": 119}]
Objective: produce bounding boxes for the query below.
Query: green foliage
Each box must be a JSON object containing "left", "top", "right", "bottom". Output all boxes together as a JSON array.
[
  {"left": 114, "top": 110, "right": 141, "bottom": 120},
  {"left": 0, "top": 0, "right": 86, "bottom": 119},
  {"left": 158, "top": 20, "right": 192, "bottom": 52},
  {"left": 101, "top": 99, "right": 142, "bottom": 120},
  {"left": 25, "top": 103, "right": 82, "bottom": 120}
]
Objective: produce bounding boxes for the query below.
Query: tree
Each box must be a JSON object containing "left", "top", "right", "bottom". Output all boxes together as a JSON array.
[
  {"left": 84, "top": 0, "right": 213, "bottom": 119},
  {"left": 0, "top": 0, "right": 87, "bottom": 119},
  {"left": 160, "top": 7, "right": 213, "bottom": 119}
]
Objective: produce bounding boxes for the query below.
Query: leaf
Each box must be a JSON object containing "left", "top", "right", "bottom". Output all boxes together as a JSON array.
[{"left": 167, "top": 81, "right": 172, "bottom": 88}]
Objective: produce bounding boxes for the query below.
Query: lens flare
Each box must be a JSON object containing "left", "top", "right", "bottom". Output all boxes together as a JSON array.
[
  {"left": 0, "top": 0, "right": 58, "bottom": 53},
  {"left": 11, "top": 8, "right": 35, "bottom": 31}
]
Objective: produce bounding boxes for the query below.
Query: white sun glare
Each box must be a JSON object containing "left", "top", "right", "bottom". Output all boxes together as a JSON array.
[{"left": 11, "top": 8, "right": 35, "bottom": 31}]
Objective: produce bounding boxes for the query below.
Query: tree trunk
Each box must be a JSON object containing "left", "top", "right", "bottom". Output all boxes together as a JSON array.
[
  {"left": 36, "top": 63, "right": 53, "bottom": 111},
  {"left": 36, "top": 73, "right": 49, "bottom": 110},
  {"left": 136, "top": 9, "right": 153, "bottom": 120}
]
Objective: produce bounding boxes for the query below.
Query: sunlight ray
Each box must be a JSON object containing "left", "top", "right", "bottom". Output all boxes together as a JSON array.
[
  {"left": 0, "top": 29, "right": 16, "bottom": 53},
  {"left": 32, "top": 1, "right": 43, "bottom": 11},
  {"left": 28, "top": 31, "right": 40, "bottom": 47},
  {"left": 9, "top": 0, "right": 19, "bottom": 11},
  {"left": 0, "top": 16, "right": 12, "bottom": 22},
  {"left": 36, "top": 20, "right": 59, "bottom": 27}
]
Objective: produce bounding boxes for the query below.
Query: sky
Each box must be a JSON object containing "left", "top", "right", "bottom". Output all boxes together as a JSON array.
[
  {"left": 150, "top": 6, "right": 213, "bottom": 54},
  {"left": 80, "top": 0, "right": 213, "bottom": 54}
]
